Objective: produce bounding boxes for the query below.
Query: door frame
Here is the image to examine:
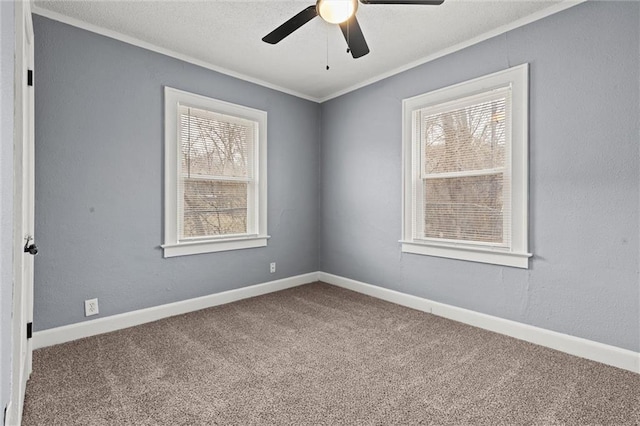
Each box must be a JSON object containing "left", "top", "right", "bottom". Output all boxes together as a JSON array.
[{"left": 7, "top": 1, "right": 35, "bottom": 424}]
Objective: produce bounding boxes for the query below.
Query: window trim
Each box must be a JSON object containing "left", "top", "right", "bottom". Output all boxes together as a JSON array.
[
  {"left": 401, "top": 64, "right": 531, "bottom": 268},
  {"left": 162, "top": 87, "right": 268, "bottom": 258}
]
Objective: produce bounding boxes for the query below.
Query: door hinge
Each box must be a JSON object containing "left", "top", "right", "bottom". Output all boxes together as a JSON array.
[
  {"left": 27, "top": 69, "right": 33, "bottom": 87},
  {"left": 27, "top": 322, "right": 32, "bottom": 339}
]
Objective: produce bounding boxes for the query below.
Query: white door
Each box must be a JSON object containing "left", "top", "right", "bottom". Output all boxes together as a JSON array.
[{"left": 7, "top": 1, "right": 35, "bottom": 424}]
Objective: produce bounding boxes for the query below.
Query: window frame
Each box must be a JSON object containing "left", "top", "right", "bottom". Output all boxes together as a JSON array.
[
  {"left": 401, "top": 64, "right": 531, "bottom": 268},
  {"left": 162, "top": 87, "right": 268, "bottom": 258}
]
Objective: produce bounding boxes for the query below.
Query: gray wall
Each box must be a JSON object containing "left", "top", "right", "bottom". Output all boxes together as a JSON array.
[
  {"left": 0, "top": 0, "right": 15, "bottom": 419},
  {"left": 33, "top": 16, "right": 320, "bottom": 330},
  {"left": 320, "top": 1, "right": 640, "bottom": 352},
  {"left": 32, "top": 2, "right": 640, "bottom": 353}
]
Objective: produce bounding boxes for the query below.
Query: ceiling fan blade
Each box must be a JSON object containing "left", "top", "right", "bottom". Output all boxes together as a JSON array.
[
  {"left": 360, "top": 0, "right": 444, "bottom": 4},
  {"left": 262, "top": 5, "right": 318, "bottom": 44},
  {"left": 339, "top": 16, "right": 370, "bottom": 59}
]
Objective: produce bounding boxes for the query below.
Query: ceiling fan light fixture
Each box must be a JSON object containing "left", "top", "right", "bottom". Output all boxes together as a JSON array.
[{"left": 316, "top": 0, "right": 358, "bottom": 24}]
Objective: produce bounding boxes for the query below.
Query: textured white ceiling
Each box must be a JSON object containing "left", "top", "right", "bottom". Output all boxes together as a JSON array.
[{"left": 33, "top": 0, "right": 581, "bottom": 101}]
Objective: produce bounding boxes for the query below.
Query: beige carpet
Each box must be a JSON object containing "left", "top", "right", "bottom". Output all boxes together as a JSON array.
[{"left": 22, "top": 282, "right": 640, "bottom": 425}]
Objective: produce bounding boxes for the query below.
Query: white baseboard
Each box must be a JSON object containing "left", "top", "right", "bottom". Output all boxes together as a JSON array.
[
  {"left": 319, "top": 272, "right": 640, "bottom": 374},
  {"left": 33, "top": 270, "right": 639, "bottom": 375},
  {"left": 33, "top": 272, "right": 319, "bottom": 349}
]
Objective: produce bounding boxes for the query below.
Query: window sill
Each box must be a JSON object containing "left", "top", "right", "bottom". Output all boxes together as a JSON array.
[
  {"left": 400, "top": 240, "right": 531, "bottom": 269},
  {"left": 162, "top": 235, "right": 270, "bottom": 258}
]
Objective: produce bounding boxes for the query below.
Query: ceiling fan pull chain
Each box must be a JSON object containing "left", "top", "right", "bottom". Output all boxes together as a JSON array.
[
  {"left": 326, "top": 24, "right": 330, "bottom": 70},
  {"left": 346, "top": 20, "right": 351, "bottom": 54}
]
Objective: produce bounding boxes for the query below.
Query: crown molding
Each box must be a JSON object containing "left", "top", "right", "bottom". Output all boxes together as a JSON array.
[
  {"left": 31, "top": 5, "right": 322, "bottom": 103},
  {"left": 33, "top": 1, "right": 586, "bottom": 103},
  {"left": 318, "top": 0, "right": 586, "bottom": 102}
]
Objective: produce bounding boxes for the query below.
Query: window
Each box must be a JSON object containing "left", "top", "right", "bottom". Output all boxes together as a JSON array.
[
  {"left": 162, "top": 87, "right": 268, "bottom": 257},
  {"left": 402, "top": 64, "right": 530, "bottom": 268}
]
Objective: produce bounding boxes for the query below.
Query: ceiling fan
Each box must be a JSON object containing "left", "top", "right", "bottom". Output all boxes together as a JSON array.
[{"left": 262, "top": 0, "right": 445, "bottom": 59}]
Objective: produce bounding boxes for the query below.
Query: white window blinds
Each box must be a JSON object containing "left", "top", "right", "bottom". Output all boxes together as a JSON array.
[
  {"left": 417, "top": 87, "right": 512, "bottom": 247},
  {"left": 177, "top": 105, "right": 256, "bottom": 240}
]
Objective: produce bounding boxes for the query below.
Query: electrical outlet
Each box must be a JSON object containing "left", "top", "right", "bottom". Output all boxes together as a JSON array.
[
  {"left": 270, "top": 262, "right": 276, "bottom": 273},
  {"left": 84, "top": 298, "right": 99, "bottom": 317}
]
